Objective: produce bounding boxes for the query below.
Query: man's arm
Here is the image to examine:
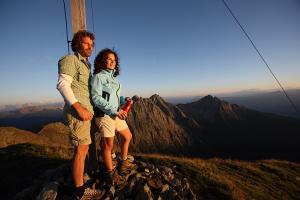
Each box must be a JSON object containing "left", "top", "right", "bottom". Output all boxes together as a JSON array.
[
  {"left": 56, "top": 74, "right": 78, "bottom": 105},
  {"left": 57, "top": 74, "right": 92, "bottom": 121}
]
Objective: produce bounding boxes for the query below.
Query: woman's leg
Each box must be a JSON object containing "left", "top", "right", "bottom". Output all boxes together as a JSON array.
[
  {"left": 117, "top": 128, "right": 132, "bottom": 160},
  {"left": 101, "top": 137, "right": 114, "bottom": 171}
]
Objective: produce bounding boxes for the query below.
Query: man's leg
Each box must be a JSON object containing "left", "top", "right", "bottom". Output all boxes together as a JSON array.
[
  {"left": 72, "top": 144, "right": 89, "bottom": 187},
  {"left": 85, "top": 119, "right": 101, "bottom": 174},
  {"left": 71, "top": 134, "right": 103, "bottom": 199}
]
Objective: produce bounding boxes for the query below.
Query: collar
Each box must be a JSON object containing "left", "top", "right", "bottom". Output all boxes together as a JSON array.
[
  {"left": 75, "top": 52, "right": 91, "bottom": 69},
  {"left": 75, "top": 52, "right": 85, "bottom": 61},
  {"left": 103, "top": 69, "right": 115, "bottom": 74}
]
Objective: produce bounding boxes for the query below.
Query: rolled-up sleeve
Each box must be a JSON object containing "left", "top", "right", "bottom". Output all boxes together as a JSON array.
[
  {"left": 91, "top": 75, "right": 118, "bottom": 116},
  {"left": 56, "top": 74, "right": 78, "bottom": 105},
  {"left": 57, "top": 56, "right": 78, "bottom": 105}
]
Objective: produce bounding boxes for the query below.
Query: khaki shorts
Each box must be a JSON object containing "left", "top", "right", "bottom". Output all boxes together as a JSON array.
[
  {"left": 65, "top": 111, "right": 92, "bottom": 146},
  {"left": 95, "top": 116, "right": 128, "bottom": 138}
]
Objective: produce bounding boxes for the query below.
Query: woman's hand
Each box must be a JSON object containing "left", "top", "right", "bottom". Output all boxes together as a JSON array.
[{"left": 117, "top": 109, "right": 128, "bottom": 120}]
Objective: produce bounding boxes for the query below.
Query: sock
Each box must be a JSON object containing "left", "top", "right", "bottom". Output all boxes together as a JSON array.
[
  {"left": 74, "top": 185, "right": 85, "bottom": 198},
  {"left": 121, "top": 156, "right": 127, "bottom": 161},
  {"left": 111, "top": 152, "right": 116, "bottom": 159}
]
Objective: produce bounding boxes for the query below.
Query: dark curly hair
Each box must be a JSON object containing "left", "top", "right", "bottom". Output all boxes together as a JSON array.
[
  {"left": 93, "top": 48, "right": 120, "bottom": 76},
  {"left": 71, "top": 30, "right": 95, "bottom": 53}
]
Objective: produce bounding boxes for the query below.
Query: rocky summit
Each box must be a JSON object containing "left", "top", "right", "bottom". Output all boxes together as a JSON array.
[{"left": 16, "top": 155, "right": 197, "bottom": 200}]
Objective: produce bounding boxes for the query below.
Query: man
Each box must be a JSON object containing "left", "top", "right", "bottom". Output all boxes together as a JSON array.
[{"left": 57, "top": 30, "right": 102, "bottom": 199}]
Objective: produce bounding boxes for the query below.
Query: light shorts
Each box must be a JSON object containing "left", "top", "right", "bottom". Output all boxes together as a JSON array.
[
  {"left": 65, "top": 111, "right": 92, "bottom": 146},
  {"left": 95, "top": 115, "right": 128, "bottom": 138}
]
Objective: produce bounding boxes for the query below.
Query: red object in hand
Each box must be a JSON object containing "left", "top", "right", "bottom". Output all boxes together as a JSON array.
[{"left": 123, "top": 99, "right": 133, "bottom": 112}]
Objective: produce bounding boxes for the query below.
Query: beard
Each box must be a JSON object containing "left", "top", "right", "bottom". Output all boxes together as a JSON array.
[{"left": 79, "top": 48, "right": 92, "bottom": 58}]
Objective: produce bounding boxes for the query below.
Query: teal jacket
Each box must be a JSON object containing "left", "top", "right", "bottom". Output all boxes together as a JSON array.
[{"left": 91, "top": 69, "right": 122, "bottom": 116}]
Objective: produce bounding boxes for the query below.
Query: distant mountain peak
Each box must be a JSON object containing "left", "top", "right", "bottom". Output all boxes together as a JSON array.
[
  {"left": 178, "top": 95, "right": 242, "bottom": 124},
  {"left": 200, "top": 95, "right": 222, "bottom": 105},
  {"left": 150, "top": 94, "right": 165, "bottom": 103},
  {"left": 150, "top": 93, "right": 162, "bottom": 99}
]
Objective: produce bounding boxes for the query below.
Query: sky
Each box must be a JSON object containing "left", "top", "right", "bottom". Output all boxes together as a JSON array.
[{"left": 0, "top": 0, "right": 300, "bottom": 105}]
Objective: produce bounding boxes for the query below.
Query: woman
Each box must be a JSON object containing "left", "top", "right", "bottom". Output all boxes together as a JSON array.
[{"left": 91, "top": 48, "right": 135, "bottom": 185}]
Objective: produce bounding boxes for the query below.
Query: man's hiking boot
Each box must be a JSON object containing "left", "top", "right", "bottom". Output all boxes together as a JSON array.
[
  {"left": 118, "top": 158, "right": 136, "bottom": 175},
  {"left": 73, "top": 187, "right": 103, "bottom": 200}
]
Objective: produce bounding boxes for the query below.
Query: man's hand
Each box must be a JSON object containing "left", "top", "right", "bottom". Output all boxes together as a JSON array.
[
  {"left": 117, "top": 109, "right": 128, "bottom": 120},
  {"left": 72, "top": 102, "right": 93, "bottom": 121}
]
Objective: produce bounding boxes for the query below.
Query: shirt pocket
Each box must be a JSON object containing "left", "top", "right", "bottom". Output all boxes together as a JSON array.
[{"left": 78, "top": 72, "right": 90, "bottom": 86}]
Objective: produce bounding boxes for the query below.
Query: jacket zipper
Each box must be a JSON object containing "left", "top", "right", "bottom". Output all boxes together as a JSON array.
[{"left": 111, "top": 72, "right": 121, "bottom": 106}]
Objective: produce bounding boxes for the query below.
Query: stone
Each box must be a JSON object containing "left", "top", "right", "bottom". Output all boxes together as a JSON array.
[
  {"left": 83, "top": 172, "right": 91, "bottom": 184},
  {"left": 170, "top": 178, "right": 181, "bottom": 187},
  {"left": 186, "top": 188, "right": 197, "bottom": 200},
  {"left": 148, "top": 164, "right": 155, "bottom": 170},
  {"left": 126, "top": 174, "right": 140, "bottom": 196},
  {"left": 160, "top": 166, "right": 173, "bottom": 174},
  {"left": 134, "top": 183, "right": 154, "bottom": 200},
  {"left": 147, "top": 175, "right": 163, "bottom": 189},
  {"left": 36, "top": 181, "right": 59, "bottom": 200},
  {"left": 21, "top": 157, "right": 197, "bottom": 200},
  {"left": 166, "top": 189, "right": 178, "bottom": 200},
  {"left": 127, "top": 154, "right": 135, "bottom": 162},
  {"left": 161, "top": 184, "right": 169, "bottom": 193},
  {"left": 139, "top": 161, "right": 148, "bottom": 168}
]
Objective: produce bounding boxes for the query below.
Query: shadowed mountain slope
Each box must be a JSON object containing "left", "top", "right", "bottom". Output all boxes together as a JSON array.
[
  {"left": 178, "top": 95, "right": 300, "bottom": 161},
  {"left": 1, "top": 94, "right": 299, "bottom": 161},
  {"left": 126, "top": 94, "right": 207, "bottom": 156}
]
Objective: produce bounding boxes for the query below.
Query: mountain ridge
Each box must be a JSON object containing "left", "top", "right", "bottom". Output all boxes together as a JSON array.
[
  {"left": 0, "top": 122, "right": 71, "bottom": 148},
  {"left": 1, "top": 94, "right": 299, "bottom": 161},
  {"left": 1, "top": 95, "right": 300, "bottom": 199}
]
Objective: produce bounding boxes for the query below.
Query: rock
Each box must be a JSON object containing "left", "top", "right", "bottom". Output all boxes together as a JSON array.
[
  {"left": 170, "top": 178, "right": 181, "bottom": 187},
  {"left": 160, "top": 166, "right": 173, "bottom": 174},
  {"left": 155, "top": 168, "right": 160, "bottom": 173},
  {"left": 139, "top": 161, "right": 148, "bottom": 168},
  {"left": 126, "top": 173, "right": 142, "bottom": 196},
  {"left": 13, "top": 186, "right": 38, "bottom": 200},
  {"left": 127, "top": 154, "right": 135, "bottom": 162},
  {"left": 147, "top": 175, "right": 163, "bottom": 189},
  {"left": 36, "top": 181, "right": 59, "bottom": 200},
  {"left": 160, "top": 184, "right": 170, "bottom": 199},
  {"left": 134, "top": 182, "right": 154, "bottom": 200},
  {"left": 181, "top": 178, "right": 190, "bottom": 189},
  {"left": 166, "top": 189, "right": 179, "bottom": 200},
  {"left": 19, "top": 157, "right": 197, "bottom": 200},
  {"left": 161, "top": 184, "right": 169, "bottom": 193},
  {"left": 147, "top": 164, "right": 155, "bottom": 170},
  {"left": 186, "top": 188, "right": 197, "bottom": 200},
  {"left": 83, "top": 172, "right": 91, "bottom": 184}
]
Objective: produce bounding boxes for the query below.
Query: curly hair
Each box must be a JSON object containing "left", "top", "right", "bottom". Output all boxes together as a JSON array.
[
  {"left": 71, "top": 30, "right": 95, "bottom": 53},
  {"left": 93, "top": 48, "right": 120, "bottom": 76}
]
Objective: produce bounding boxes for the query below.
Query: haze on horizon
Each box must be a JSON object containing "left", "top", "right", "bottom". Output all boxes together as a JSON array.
[{"left": 1, "top": 0, "right": 300, "bottom": 105}]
